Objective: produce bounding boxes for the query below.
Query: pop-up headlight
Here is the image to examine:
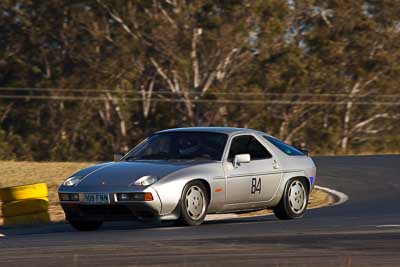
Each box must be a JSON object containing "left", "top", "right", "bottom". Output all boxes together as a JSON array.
[
  {"left": 134, "top": 175, "right": 159, "bottom": 187},
  {"left": 63, "top": 176, "right": 84, "bottom": 186}
]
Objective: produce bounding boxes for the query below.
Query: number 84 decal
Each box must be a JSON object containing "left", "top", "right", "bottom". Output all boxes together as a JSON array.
[{"left": 251, "top": 178, "right": 261, "bottom": 194}]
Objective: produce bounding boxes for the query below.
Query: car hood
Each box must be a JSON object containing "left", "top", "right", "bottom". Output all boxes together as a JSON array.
[{"left": 75, "top": 161, "right": 205, "bottom": 187}]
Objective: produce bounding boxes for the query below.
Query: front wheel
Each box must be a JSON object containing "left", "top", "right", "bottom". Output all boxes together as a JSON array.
[
  {"left": 273, "top": 178, "right": 308, "bottom": 220},
  {"left": 69, "top": 220, "right": 103, "bottom": 231},
  {"left": 177, "top": 181, "right": 208, "bottom": 226}
]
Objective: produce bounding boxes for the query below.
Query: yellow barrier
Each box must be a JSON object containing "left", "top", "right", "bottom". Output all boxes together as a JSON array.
[
  {"left": 1, "top": 197, "right": 49, "bottom": 218},
  {"left": 0, "top": 183, "right": 50, "bottom": 225},
  {"left": 0, "top": 183, "right": 48, "bottom": 202},
  {"left": 3, "top": 211, "right": 50, "bottom": 225}
]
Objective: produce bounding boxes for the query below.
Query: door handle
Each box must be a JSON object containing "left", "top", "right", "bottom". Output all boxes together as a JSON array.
[{"left": 272, "top": 159, "right": 279, "bottom": 169}]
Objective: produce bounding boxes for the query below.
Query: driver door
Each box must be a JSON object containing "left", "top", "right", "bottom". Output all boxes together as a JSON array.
[{"left": 223, "top": 134, "right": 282, "bottom": 211}]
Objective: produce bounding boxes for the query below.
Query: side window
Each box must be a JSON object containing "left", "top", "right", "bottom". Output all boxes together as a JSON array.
[
  {"left": 228, "top": 135, "right": 272, "bottom": 161},
  {"left": 263, "top": 136, "right": 305, "bottom": 156}
]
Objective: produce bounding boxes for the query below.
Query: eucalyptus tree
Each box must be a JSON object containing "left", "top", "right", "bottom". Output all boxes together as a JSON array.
[
  {"left": 282, "top": 0, "right": 400, "bottom": 153},
  {"left": 94, "top": 0, "right": 289, "bottom": 126}
]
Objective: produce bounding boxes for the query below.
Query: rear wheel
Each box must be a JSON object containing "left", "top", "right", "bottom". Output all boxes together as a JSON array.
[
  {"left": 69, "top": 220, "right": 103, "bottom": 231},
  {"left": 177, "top": 181, "right": 208, "bottom": 226},
  {"left": 273, "top": 178, "right": 308, "bottom": 220}
]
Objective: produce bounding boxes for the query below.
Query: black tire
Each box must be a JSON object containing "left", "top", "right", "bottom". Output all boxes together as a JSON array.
[
  {"left": 69, "top": 220, "right": 103, "bottom": 231},
  {"left": 273, "top": 178, "right": 309, "bottom": 220},
  {"left": 177, "top": 181, "right": 209, "bottom": 226}
]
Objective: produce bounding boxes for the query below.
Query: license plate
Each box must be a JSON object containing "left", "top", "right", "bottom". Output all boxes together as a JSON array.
[{"left": 83, "top": 193, "right": 110, "bottom": 204}]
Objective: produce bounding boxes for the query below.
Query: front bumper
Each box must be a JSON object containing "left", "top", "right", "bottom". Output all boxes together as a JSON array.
[
  {"left": 61, "top": 202, "right": 159, "bottom": 221},
  {"left": 59, "top": 187, "right": 162, "bottom": 222}
]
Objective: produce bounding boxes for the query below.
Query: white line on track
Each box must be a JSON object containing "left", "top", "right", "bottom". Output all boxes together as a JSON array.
[
  {"left": 376, "top": 225, "right": 400, "bottom": 228},
  {"left": 314, "top": 185, "right": 349, "bottom": 206}
]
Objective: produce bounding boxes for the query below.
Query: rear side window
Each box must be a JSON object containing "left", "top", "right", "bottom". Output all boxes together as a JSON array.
[
  {"left": 228, "top": 135, "right": 272, "bottom": 161},
  {"left": 263, "top": 136, "right": 305, "bottom": 156}
]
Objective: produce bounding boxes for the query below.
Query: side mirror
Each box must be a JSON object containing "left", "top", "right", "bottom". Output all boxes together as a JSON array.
[
  {"left": 114, "top": 153, "right": 125, "bottom": 161},
  {"left": 233, "top": 154, "right": 251, "bottom": 168}
]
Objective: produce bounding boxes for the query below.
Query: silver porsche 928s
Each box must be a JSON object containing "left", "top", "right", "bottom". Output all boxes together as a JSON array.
[{"left": 59, "top": 127, "right": 316, "bottom": 231}]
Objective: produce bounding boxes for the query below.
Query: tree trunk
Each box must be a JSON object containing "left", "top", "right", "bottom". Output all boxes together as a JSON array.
[{"left": 341, "top": 81, "right": 361, "bottom": 153}]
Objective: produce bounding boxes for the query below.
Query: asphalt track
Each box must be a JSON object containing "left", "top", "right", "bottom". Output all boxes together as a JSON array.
[{"left": 0, "top": 155, "right": 399, "bottom": 266}]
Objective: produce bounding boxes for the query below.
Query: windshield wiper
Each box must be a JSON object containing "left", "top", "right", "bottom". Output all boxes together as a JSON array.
[
  {"left": 126, "top": 153, "right": 172, "bottom": 161},
  {"left": 124, "top": 156, "right": 140, "bottom": 161}
]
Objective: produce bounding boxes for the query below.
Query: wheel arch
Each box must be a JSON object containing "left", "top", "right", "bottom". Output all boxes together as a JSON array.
[
  {"left": 189, "top": 178, "right": 211, "bottom": 204},
  {"left": 268, "top": 172, "right": 311, "bottom": 208},
  {"left": 272, "top": 175, "right": 309, "bottom": 220},
  {"left": 289, "top": 176, "right": 310, "bottom": 195},
  {"left": 176, "top": 178, "right": 211, "bottom": 226},
  {"left": 158, "top": 178, "right": 211, "bottom": 219}
]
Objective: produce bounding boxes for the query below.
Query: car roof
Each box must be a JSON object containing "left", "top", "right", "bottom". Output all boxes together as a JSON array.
[{"left": 156, "top": 127, "right": 270, "bottom": 136}]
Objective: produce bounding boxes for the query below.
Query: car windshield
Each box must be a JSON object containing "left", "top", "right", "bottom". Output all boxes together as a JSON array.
[{"left": 124, "top": 132, "right": 228, "bottom": 161}]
